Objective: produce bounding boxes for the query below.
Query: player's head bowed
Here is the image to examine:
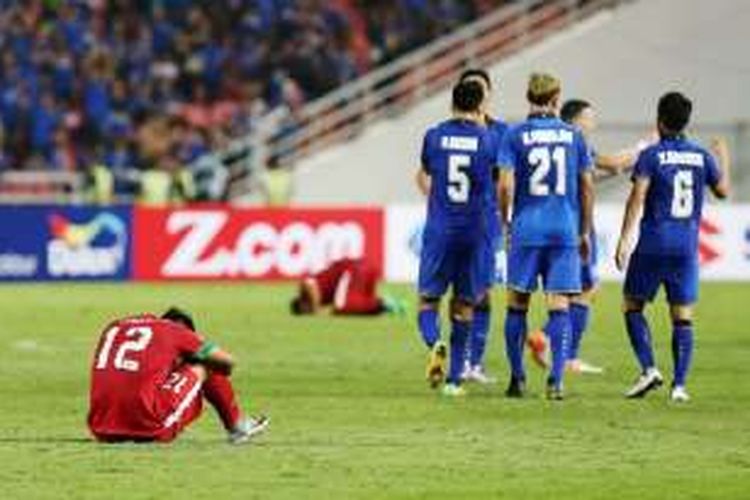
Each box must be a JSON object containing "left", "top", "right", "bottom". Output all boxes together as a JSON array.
[{"left": 162, "top": 307, "right": 196, "bottom": 331}]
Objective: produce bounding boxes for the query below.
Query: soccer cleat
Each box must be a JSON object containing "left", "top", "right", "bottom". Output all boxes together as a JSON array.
[
  {"left": 670, "top": 385, "right": 690, "bottom": 403},
  {"left": 228, "top": 415, "right": 270, "bottom": 445},
  {"left": 463, "top": 365, "right": 497, "bottom": 384},
  {"left": 426, "top": 341, "right": 448, "bottom": 389},
  {"left": 441, "top": 383, "right": 467, "bottom": 397},
  {"left": 505, "top": 376, "right": 526, "bottom": 398},
  {"left": 624, "top": 368, "right": 664, "bottom": 399},
  {"left": 526, "top": 330, "right": 549, "bottom": 369},
  {"left": 566, "top": 359, "right": 604, "bottom": 375},
  {"left": 546, "top": 380, "right": 564, "bottom": 401}
]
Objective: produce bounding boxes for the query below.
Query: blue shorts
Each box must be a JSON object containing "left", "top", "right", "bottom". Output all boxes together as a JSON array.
[
  {"left": 580, "top": 230, "right": 599, "bottom": 291},
  {"left": 418, "top": 237, "right": 484, "bottom": 303},
  {"left": 624, "top": 252, "right": 698, "bottom": 305},
  {"left": 507, "top": 246, "right": 581, "bottom": 294}
]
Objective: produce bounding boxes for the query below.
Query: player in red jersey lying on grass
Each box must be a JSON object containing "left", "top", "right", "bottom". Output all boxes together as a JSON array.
[
  {"left": 87, "top": 307, "right": 268, "bottom": 444},
  {"left": 290, "top": 258, "right": 405, "bottom": 316}
]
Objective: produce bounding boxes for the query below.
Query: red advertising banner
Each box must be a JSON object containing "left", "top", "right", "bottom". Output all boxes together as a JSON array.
[{"left": 133, "top": 206, "right": 384, "bottom": 280}]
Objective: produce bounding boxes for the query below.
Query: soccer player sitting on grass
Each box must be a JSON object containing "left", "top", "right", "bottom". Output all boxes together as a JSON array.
[
  {"left": 290, "top": 258, "right": 405, "bottom": 316},
  {"left": 87, "top": 307, "right": 268, "bottom": 444},
  {"left": 616, "top": 91, "right": 731, "bottom": 402},
  {"left": 416, "top": 79, "right": 496, "bottom": 396}
]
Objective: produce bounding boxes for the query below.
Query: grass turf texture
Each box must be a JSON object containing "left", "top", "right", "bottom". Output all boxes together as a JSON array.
[{"left": 0, "top": 282, "right": 749, "bottom": 499}]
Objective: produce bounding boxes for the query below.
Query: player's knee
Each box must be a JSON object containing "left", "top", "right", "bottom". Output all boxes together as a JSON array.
[
  {"left": 188, "top": 364, "right": 208, "bottom": 382},
  {"left": 546, "top": 293, "right": 570, "bottom": 312},
  {"left": 419, "top": 295, "right": 440, "bottom": 310},
  {"left": 622, "top": 296, "right": 644, "bottom": 314},
  {"left": 450, "top": 299, "right": 473, "bottom": 322},
  {"left": 507, "top": 290, "right": 530, "bottom": 310},
  {"left": 670, "top": 304, "right": 693, "bottom": 323},
  {"left": 572, "top": 287, "right": 596, "bottom": 306}
]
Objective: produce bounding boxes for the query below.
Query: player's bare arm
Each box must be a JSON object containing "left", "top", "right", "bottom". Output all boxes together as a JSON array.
[
  {"left": 416, "top": 167, "right": 431, "bottom": 196},
  {"left": 710, "top": 136, "right": 731, "bottom": 199},
  {"left": 616, "top": 177, "right": 650, "bottom": 271},
  {"left": 578, "top": 170, "right": 595, "bottom": 261},
  {"left": 498, "top": 168, "right": 513, "bottom": 243}
]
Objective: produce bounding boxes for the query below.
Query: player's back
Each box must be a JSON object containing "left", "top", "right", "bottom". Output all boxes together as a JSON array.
[
  {"left": 499, "top": 115, "right": 591, "bottom": 247},
  {"left": 88, "top": 314, "right": 202, "bottom": 437},
  {"left": 422, "top": 119, "right": 495, "bottom": 243},
  {"left": 635, "top": 136, "right": 720, "bottom": 256}
]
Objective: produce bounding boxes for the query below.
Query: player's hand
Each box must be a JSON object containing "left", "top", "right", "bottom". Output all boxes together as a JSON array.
[
  {"left": 615, "top": 237, "right": 629, "bottom": 272},
  {"left": 579, "top": 233, "right": 591, "bottom": 262},
  {"left": 710, "top": 136, "right": 729, "bottom": 160}
]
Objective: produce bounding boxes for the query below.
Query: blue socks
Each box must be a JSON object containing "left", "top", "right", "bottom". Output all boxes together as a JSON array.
[
  {"left": 447, "top": 318, "right": 471, "bottom": 385},
  {"left": 504, "top": 308, "right": 527, "bottom": 380},
  {"left": 418, "top": 308, "right": 440, "bottom": 348},
  {"left": 625, "top": 311, "right": 655, "bottom": 372},
  {"left": 546, "top": 310, "right": 570, "bottom": 387},
  {"left": 672, "top": 320, "right": 694, "bottom": 387},
  {"left": 568, "top": 303, "right": 589, "bottom": 361},
  {"left": 469, "top": 304, "right": 491, "bottom": 367}
]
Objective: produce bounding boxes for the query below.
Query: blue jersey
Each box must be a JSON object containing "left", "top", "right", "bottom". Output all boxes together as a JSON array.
[
  {"left": 498, "top": 115, "right": 592, "bottom": 247},
  {"left": 421, "top": 119, "right": 496, "bottom": 242},
  {"left": 484, "top": 118, "right": 508, "bottom": 237},
  {"left": 633, "top": 136, "right": 721, "bottom": 256}
]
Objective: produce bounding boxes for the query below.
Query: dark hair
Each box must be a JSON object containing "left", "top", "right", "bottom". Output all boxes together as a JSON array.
[
  {"left": 459, "top": 68, "right": 491, "bottom": 90},
  {"left": 290, "top": 296, "right": 314, "bottom": 315},
  {"left": 560, "top": 99, "right": 591, "bottom": 124},
  {"left": 658, "top": 91, "right": 692, "bottom": 134},
  {"left": 452, "top": 80, "right": 484, "bottom": 113},
  {"left": 162, "top": 307, "right": 195, "bottom": 331}
]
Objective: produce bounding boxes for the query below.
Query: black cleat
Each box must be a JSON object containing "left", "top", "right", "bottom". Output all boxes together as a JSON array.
[
  {"left": 505, "top": 376, "right": 526, "bottom": 398},
  {"left": 546, "top": 381, "right": 564, "bottom": 401}
]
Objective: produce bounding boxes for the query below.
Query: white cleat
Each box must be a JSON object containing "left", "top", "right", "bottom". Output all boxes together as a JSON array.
[
  {"left": 228, "top": 415, "right": 270, "bottom": 445},
  {"left": 463, "top": 365, "right": 497, "bottom": 384},
  {"left": 670, "top": 386, "right": 691, "bottom": 403},
  {"left": 567, "top": 359, "right": 604, "bottom": 375},
  {"left": 625, "top": 368, "right": 664, "bottom": 399},
  {"left": 441, "top": 383, "right": 467, "bottom": 397}
]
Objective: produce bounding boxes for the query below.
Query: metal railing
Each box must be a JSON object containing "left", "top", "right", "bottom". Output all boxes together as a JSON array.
[{"left": 253, "top": 0, "right": 630, "bottom": 172}]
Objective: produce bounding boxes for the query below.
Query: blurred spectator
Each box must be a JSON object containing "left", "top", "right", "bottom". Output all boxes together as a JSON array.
[{"left": 0, "top": 0, "right": 505, "bottom": 197}]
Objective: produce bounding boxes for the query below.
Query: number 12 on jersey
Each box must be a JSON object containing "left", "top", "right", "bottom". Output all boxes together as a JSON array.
[{"left": 95, "top": 326, "right": 153, "bottom": 372}]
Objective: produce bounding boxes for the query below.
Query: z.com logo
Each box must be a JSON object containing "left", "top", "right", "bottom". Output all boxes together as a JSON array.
[
  {"left": 698, "top": 218, "right": 721, "bottom": 266},
  {"left": 47, "top": 213, "right": 127, "bottom": 277}
]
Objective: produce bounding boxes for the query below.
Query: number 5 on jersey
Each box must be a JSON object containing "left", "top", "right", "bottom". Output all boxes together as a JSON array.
[{"left": 448, "top": 154, "right": 471, "bottom": 203}]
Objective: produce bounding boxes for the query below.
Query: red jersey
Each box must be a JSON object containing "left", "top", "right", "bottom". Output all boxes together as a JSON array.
[
  {"left": 87, "top": 314, "right": 205, "bottom": 440},
  {"left": 311, "top": 258, "right": 358, "bottom": 305}
]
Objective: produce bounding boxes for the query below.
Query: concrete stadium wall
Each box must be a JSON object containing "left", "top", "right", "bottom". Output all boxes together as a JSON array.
[{"left": 292, "top": 0, "right": 750, "bottom": 204}]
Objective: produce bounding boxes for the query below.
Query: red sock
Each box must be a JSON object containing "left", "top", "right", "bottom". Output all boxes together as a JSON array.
[{"left": 203, "top": 372, "right": 242, "bottom": 431}]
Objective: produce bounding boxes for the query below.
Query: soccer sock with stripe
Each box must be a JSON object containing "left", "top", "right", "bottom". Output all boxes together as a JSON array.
[
  {"left": 203, "top": 372, "right": 242, "bottom": 431},
  {"left": 672, "top": 320, "right": 694, "bottom": 387},
  {"left": 546, "top": 309, "right": 570, "bottom": 387},
  {"left": 625, "top": 311, "right": 656, "bottom": 372},
  {"left": 418, "top": 308, "right": 440, "bottom": 349},
  {"left": 447, "top": 317, "right": 471, "bottom": 385},
  {"left": 469, "top": 300, "right": 491, "bottom": 367},
  {"left": 504, "top": 308, "right": 528, "bottom": 381},
  {"left": 568, "top": 303, "right": 590, "bottom": 361}
]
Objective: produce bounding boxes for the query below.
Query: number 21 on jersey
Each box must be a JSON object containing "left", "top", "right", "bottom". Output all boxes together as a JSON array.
[
  {"left": 528, "top": 146, "right": 566, "bottom": 196},
  {"left": 95, "top": 326, "right": 153, "bottom": 372}
]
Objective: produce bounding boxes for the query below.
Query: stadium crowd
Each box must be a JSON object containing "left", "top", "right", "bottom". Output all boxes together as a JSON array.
[{"left": 0, "top": 0, "right": 506, "bottom": 194}]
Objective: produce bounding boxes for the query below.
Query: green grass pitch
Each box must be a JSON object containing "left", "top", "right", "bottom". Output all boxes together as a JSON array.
[{"left": 0, "top": 282, "right": 749, "bottom": 499}]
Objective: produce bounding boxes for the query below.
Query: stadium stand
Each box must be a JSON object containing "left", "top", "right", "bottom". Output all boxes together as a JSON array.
[
  {"left": 291, "top": 0, "right": 750, "bottom": 204},
  {"left": 0, "top": 0, "right": 508, "bottom": 203}
]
